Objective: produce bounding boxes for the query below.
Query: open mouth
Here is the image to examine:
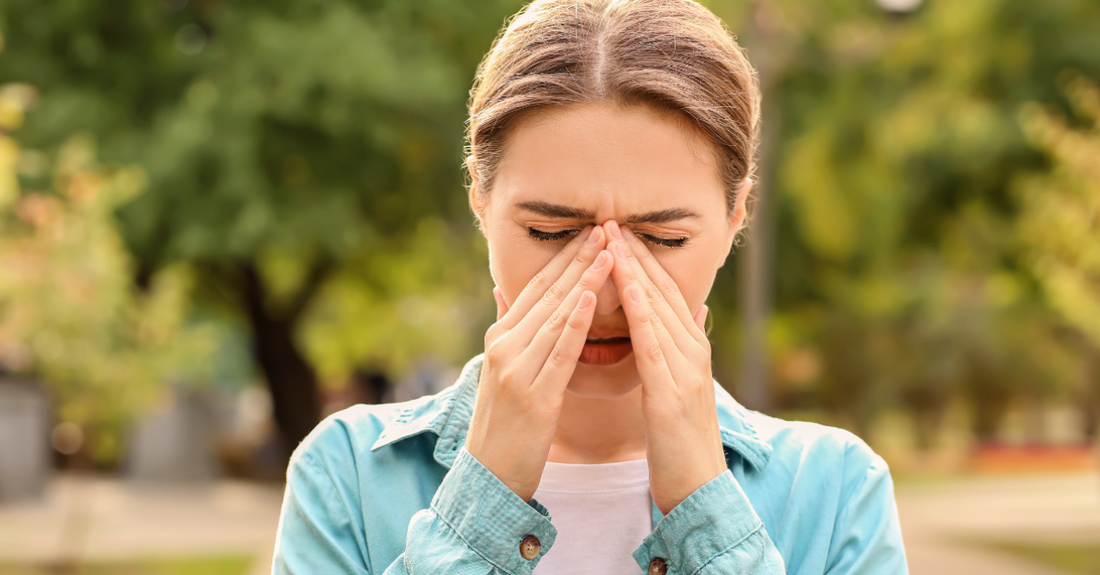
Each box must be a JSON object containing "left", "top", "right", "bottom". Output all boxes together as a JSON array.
[
  {"left": 579, "top": 336, "right": 633, "bottom": 365},
  {"left": 585, "top": 336, "right": 630, "bottom": 344}
]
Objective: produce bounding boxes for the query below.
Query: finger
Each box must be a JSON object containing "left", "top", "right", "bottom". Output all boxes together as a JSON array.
[
  {"left": 497, "top": 225, "right": 603, "bottom": 331},
  {"left": 607, "top": 234, "right": 706, "bottom": 361},
  {"left": 493, "top": 286, "right": 509, "bottom": 321},
  {"left": 694, "top": 304, "right": 708, "bottom": 332},
  {"left": 619, "top": 282, "right": 683, "bottom": 397},
  {"left": 615, "top": 223, "right": 707, "bottom": 347},
  {"left": 529, "top": 290, "right": 597, "bottom": 397},
  {"left": 514, "top": 247, "right": 614, "bottom": 366}
]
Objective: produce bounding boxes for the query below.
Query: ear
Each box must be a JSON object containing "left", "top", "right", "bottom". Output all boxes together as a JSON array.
[
  {"left": 725, "top": 177, "right": 753, "bottom": 253},
  {"left": 466, "top": 155, "right": 489, "bottom": 235}
]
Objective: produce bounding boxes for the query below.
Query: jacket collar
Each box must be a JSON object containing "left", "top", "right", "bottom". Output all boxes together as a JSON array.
[{"left": 371, "top": 354, "right": 773, "bottom": 472}]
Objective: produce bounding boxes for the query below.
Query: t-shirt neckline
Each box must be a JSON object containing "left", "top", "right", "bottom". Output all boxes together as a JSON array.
[{"left": 536, "top": 458, "right": 650, "bottom": 493}]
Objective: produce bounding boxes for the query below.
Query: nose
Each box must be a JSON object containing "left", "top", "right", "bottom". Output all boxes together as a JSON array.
[
  {"left": 593, "top": 219, "right": 623, "bottom": 315},
  {"left": 593, "top": 275, "right": 621, "bottom": 315}
]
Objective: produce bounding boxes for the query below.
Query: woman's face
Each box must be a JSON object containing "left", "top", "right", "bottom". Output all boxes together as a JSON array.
[{"left": 472, "top": 102, "right": 748, "bottom": 398}]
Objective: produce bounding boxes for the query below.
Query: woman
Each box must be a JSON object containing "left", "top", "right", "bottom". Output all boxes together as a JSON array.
[{"left": 272, "top": 0, "right": 908, "bottom": 573}]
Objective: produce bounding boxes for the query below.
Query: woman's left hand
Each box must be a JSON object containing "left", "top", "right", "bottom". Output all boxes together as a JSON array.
[{"left": 603, "top": 220, "right": 729, "bottom": 516}]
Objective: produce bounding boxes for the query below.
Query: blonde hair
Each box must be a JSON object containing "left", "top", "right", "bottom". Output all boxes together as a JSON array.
[{"left": 465, "top": 0, "right": 760, "bottom": 218}]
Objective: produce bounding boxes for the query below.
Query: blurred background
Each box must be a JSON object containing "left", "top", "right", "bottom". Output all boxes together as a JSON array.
[{"left": 0, "top": 0, "right": 1098, "bottom": 573}]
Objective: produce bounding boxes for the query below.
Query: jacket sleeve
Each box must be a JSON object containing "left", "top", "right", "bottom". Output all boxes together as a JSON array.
[
  {"left": 629, "top": 447, "right": 907, "bottom": 575},
  {"left": 823, "top": 451, "right": 908, "bottom": 574},
  {"left": 272, "top": 445, "right": 559, "bottom": 575},
  {"left": 631, "top": 469, "right": 787, "bottom": 574}
]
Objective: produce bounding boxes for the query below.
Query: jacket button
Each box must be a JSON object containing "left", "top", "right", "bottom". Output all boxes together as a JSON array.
[
  {"left": 648, "top": 557, "right": 668, "bottom": 575},
  {"left": 520, "top": 535, "right": 541, "bottom": 560}
]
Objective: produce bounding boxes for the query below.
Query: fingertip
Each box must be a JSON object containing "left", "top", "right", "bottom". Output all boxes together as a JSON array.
[
  {"left": 588, "top": 224, "right": 604, "bottom": 246},
  {"left": 493, "top": 286, "right": 507, "bottom": 320},
  {"left": 694, "top": 304, "right": 708, "bottom": 330},
  {"left": 578, "top": 290, "right": 595, "bottom": 310}
]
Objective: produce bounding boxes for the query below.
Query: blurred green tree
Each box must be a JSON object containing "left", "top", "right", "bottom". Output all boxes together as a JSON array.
[
  {"left": 706, "top": 0, "right": 1100, "bottom": 444},
  {"left": 0, "top": 83, "right": 213, "bottom": 466},
  {"left": 0, "top": 0, "right": 520, "bottom": 453},
  {"left": 1017, "top": 74, "right": 1100, "bottom": 439}
]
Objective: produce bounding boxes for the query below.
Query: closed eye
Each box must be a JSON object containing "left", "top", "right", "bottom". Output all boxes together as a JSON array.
[{"left": 526, "top": 227, "right": 688, "bottom": 249}]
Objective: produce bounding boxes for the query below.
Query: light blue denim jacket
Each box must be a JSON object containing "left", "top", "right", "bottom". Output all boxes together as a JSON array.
[{"left": 272, "top": 354, "right": 908, "bottom": 574}]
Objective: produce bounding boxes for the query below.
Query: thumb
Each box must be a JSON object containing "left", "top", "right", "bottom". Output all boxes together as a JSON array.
[{"left": 493, "top": 286, "right": 510, "bottom": 321}]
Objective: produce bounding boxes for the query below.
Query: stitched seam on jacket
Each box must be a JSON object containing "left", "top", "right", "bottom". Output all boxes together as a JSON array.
[
  {"left": 429, "top": 501, "right": 514, "bottom": 575},
  {"left": 687, "top": 521, "right": 765, "bottom": 575}
]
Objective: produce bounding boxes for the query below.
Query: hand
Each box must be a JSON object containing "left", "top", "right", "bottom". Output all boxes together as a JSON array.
[
  {"left": 603, "top": 220, "right": 728, "bottom": 516},
  {"left": 465, "top": 225, "right": 613, "bottom": 502}
]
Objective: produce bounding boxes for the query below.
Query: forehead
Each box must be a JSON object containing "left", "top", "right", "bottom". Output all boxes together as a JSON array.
[{"left": 490, "top": 102, "right": 726, "bottom": 218}]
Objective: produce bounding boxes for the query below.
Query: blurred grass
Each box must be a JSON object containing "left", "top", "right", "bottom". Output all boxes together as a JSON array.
[
  {"left": 0, "top": 555, "right": 252, "bottom": 575},
  {"left": 982, "top": 543, "right": 1100, "bottom": 575}
]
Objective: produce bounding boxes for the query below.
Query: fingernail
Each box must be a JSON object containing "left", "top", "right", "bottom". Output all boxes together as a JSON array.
[
  {"left": 576, "top": 226, "right": 594, "bottom": 243},
  {"left": 608, "top": 220, "right": 624, "bottom": 241},
  {"left": 629, "top": 285, "right": 642, "bottom": 304},
  {"left": 592, "top": 250, "right": 608, "bottom": 270},
  {"left": 622, "top": 227, "right": 637, "bottom": 243},
  {"left": 586, "top": 226, "right": 603, "bottom": 245},
  {"left": 615, "top": 242, "right": 627, "bottom": 261},
  {"left": 578, "top": 291, "right": 594, "bottom": 310}
]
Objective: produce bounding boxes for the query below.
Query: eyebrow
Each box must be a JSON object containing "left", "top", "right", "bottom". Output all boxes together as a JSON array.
[{"left": 515, "top": 201, "right": 701, "bottom": 225}]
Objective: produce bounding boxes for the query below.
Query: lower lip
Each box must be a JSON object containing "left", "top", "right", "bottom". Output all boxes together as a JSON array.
[{"left": 578, "top": 340, "right": 633, "bottom": 365}]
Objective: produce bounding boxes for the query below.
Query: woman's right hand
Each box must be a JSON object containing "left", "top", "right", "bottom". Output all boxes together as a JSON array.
[{"left": 464, "top": 224, "right": 613, "bottom": 502}]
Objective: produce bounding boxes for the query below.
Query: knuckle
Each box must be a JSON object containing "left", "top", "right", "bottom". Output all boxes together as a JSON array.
[
  {"left": 547, "top": 306, "right": 568, "bottom": 331},
  {"left": 660, "top": 275, "right": 681, "bottom": 296},
  {"left": 498, "top": 366, "right": 523, "bottom": 389},
  {"left": 548, "top": 342, "right": 567, "bottom": 367},
  {"left": 645, "top": 340, "right": 664, "bottom": 364},
  {"left": 691, "top": 347, "right": 712, "bottom": 371},
  {"left": 645, "top": 279, "right": 663, "bottom": 302},
  {"left": 485, "top": 338, "right": 505, "bottom": 361},
  {"left": 541, "top": 281, "right": 565, "bottom": 305},
  {"left": 527, "top": 270, "right": 546, "bottom": 292}
]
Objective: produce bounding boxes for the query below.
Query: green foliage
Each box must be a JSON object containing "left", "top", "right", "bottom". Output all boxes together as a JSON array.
[
  {"left": 1018, "top": 74, "right": 1100, "bottom": 347},
  {"left": 2, "top": 0, "right": 1099, "bottom": 450},
  {"left": 706, "top": 0, "right": 1100, "bottom": 442},
  {"left": 0, "top": 95, "right": 217, "bottom": 464},
  {"left": 0, "top": 0, "right": 523, "bottom": 397}
]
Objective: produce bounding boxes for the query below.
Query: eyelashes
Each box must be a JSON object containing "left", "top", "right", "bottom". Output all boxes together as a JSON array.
[{"left": 526, "top": 227, "right": 689, "bottom": 249}]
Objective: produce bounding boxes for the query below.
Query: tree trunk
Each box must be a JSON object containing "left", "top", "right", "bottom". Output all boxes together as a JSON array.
[
  {"left": 736, "top": 0, "right": 784, "bottom": 412},
  {"left": 239, "top": 262, "right": 324, "bottom": 457}
]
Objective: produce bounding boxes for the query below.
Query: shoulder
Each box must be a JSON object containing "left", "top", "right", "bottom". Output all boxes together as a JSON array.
[
  {"left": 748, "top": 410, "right": 890, "bottom": 502},
  {"left": 287, "top": 387, "right": 453, "bottom": 476}
]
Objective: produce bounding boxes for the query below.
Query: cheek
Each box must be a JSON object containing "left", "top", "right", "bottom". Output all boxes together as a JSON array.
[
  {"left": 488, "top": 237, "right": 556, "bottom": 306},
  {"left": 659, "top": 250, "right": 720, "bottom": 311}
]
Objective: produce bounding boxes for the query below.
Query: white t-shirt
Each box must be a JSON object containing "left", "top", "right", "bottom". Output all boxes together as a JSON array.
[{"left": 531, "top": 458, "right": 653, "bottom": 575}]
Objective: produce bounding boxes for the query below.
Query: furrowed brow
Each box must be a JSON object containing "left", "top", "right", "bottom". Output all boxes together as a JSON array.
[
  {"left": 515, "top": 201, "right": 595, "bottom": 220},
  {"left": 515, "top": 201, "right": 700, "bottom": 224},
  {"left": 624, "top": 208, "right": 700, "bottom": 225}
]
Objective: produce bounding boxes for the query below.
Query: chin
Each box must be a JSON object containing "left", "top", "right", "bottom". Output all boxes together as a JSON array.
[{"left": 565, "top": 360, "right": 641, "bottom": 399}]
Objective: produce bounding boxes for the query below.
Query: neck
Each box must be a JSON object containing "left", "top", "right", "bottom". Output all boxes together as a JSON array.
[{"left": 547, "top": 381, "right": 648, "bottom": 464}]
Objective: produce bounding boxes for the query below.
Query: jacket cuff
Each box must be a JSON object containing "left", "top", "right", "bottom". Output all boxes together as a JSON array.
[
  {"left": 633, "top": 470, "right": 764, "bottom": 574},
  {"left": 431, "top": 447, "right": 557, "bottom": 574}
]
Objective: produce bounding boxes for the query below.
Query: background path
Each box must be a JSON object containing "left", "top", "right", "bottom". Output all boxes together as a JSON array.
[{"left": 1, "top": 471, "right": 1098, "bottom": 574}]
